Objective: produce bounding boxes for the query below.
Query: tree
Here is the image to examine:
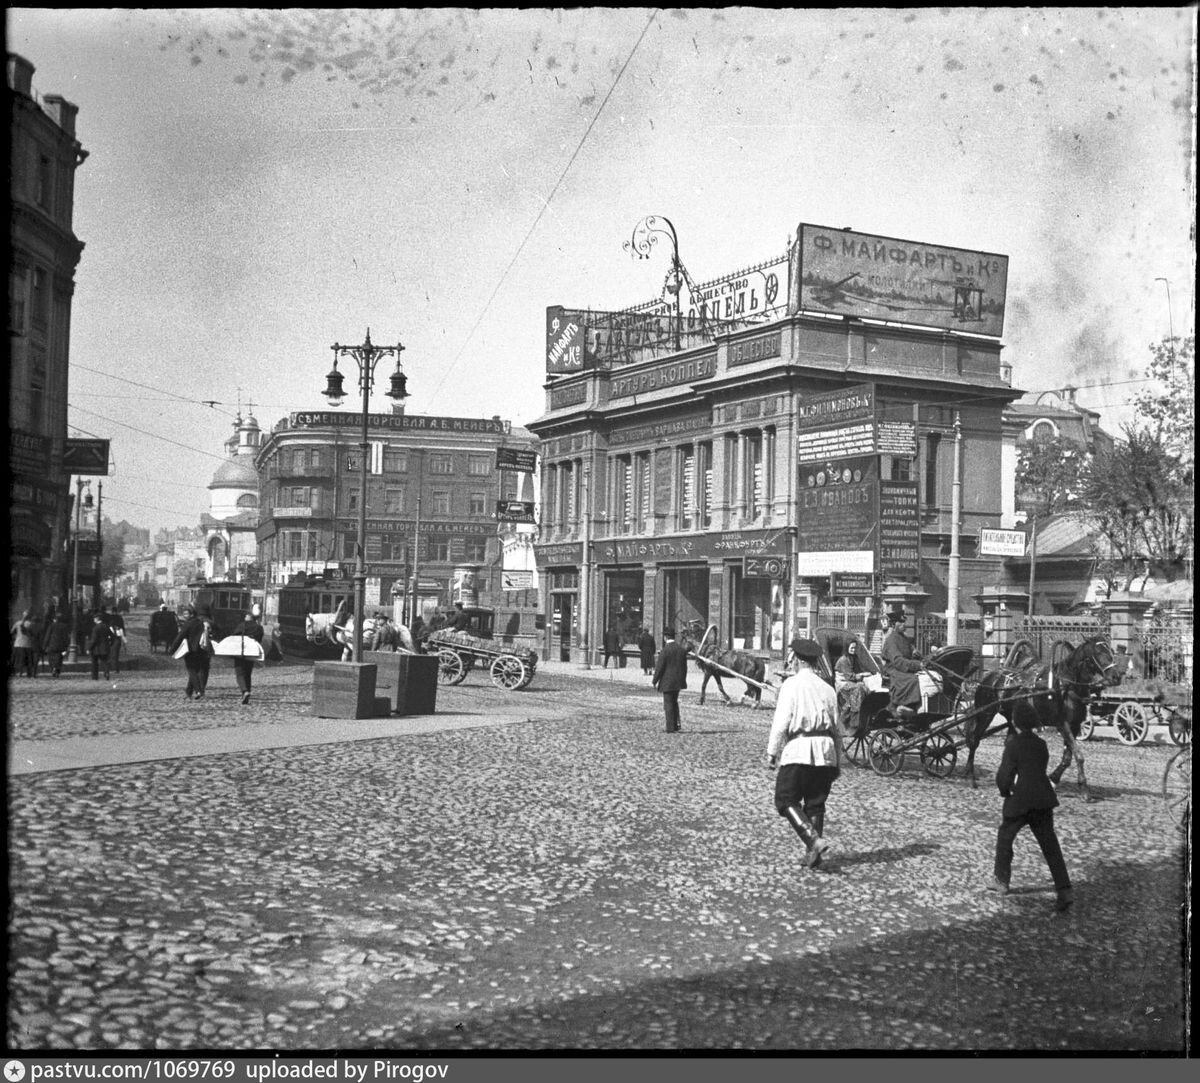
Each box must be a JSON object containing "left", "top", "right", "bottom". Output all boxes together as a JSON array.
[
  {"left": 240, "top": 561, "right": 266, "bottom": 590},
  {"left": 1016, "top": 433, "right": 1088, "bottom": 514},
  {"left": 1080, "top": 336, "right": 1194, "bottom": 584}
]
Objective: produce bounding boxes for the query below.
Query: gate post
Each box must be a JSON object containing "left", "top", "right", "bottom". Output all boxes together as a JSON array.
[
  {"left": 974, "top": 586, "right": 1030, "bottom": 663},
  {"left": 1102, "top": 591, "right": 1154, "bottom": 678}
]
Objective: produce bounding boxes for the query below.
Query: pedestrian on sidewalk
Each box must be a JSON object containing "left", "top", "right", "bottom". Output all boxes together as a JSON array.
[
  {"left": 169, "top": 604, "right": 211, "bottom": 700},
  {"left": 602, "top": 626, "right": 621, "bottom": 669},
  {"left": 104, "top": 605, "right": 127, "bottom": 674},
  {"left": 637, "top": 627, "right": 656, "bottom": 676},
  {"left": 232, "top": 608, "right": 265, "bottom": 704},
  {"left": 767, "top": 637, "right": 845, "bottom": 869},
  {"left": 987, "top": 712, "right": 1074, "bottom": 912},
  {"left": 85, "top": 613, "right": 113, "bottom": 681},
  {"left": 42, "top": 611, "right": 72, "bottom": 677},
  {"left": 652, "top": 626, "right": 688, "bottom": 733},
  {"left": 10, "top": 610, "right": 39, "bottom": 678}
]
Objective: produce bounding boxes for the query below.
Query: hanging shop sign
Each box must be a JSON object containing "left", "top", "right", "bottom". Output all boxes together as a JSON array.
[
  {"left": 546, "top": 306, "right": 588, "bottom": 373},
  {"left": 830, "top": 572, "right": 877, "bottom": 597},
  {"left": 980, "top": 528, "right": 1027, "bottom": 557},
  {"left": 501, "top": 569, "right": 534, "bottom": 590},
  {"left": 744, "top": 555, "right": 787, "bottom": 579},
  {"left": 793, "top": 224, "right": 1009, "bottom": 337},
  {"left": 62, "top": 436, "right": 111, "bottom": 475},
  {"left": 496, "top": 447, "right": 538, "bottom": 473},
  {"left": 496, "top": 500, "right": 536, "bottom": 523},
  {"left": 878, "top": 481, "right": 920, "bottom": 578}
]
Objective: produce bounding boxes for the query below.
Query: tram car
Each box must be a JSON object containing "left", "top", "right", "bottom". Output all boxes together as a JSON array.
[
  {"left": 175, "top": 579, "right": 254, "bottom": 640},
  {"left": 274, "top": 572, "right": 354, "bottom": 660}
]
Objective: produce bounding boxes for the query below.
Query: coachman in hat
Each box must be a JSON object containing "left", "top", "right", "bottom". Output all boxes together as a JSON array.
[{"left": 882, "top": 606, "right": 924, "bottom": 714}]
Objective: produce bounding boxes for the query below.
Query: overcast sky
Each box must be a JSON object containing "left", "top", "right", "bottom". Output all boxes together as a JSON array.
[{"left": 9, "top": 7, "right": 1195, "bottom": 534}]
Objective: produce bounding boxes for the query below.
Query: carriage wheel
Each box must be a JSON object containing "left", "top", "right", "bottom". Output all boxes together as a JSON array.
[
  {"left": 869, "top": 730, "right": 905, "bottom": 777},
  {"left": 1114, "top": 701, "right": 1149, "bottom": 746},
  {"left": 1167, "top": 706, "right": 1191, "bottom": 747},
  {"left": 1162, "top": 747, "right": 1191, "bottom": 832},
  {"left": 920, "top": 732, "right": 958, "bottom": 779},
  {"left": 436, "top": 648, "right": 467, "bottom": 685},
  {"left": 490, "top": 655, "right": 527, "bottom": 690},
  {"left": 844, "top": 731, "right": 871, "bottom": 768},
  {"left": 1079, "top": 709, "right": 1097, "bottom": 742}
]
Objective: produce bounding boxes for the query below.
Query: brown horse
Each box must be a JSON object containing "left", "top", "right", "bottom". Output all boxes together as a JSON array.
[
  {"left": 680, "top": 621, "right": 768, "bottom": 708},
  {"left": 964, "top": 637, "right": 1118, "bottom": 802}
]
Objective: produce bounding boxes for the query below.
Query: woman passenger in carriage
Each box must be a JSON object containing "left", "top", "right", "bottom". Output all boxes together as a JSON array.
[{"left": 834, "top": 639, "right": 867, "bottom": 735}]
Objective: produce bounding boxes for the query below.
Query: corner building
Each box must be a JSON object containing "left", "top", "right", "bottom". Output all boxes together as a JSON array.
[
  {"left": 528, "top": 223, "right": 1022, "bottom": 664},
  {"left": 254, "top": 408, "right": 537, "bottom": 619}
]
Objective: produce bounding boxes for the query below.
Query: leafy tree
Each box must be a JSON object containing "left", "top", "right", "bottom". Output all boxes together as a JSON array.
[
  {"left": 1080, "top": 335, "right": 1194, "bottom": 584},
  {"left": 239, "top": 561, "right": 266, "bottom": 590},
  {"left": 1016, "top": 433, "right": 1088, "bottom": 514}
]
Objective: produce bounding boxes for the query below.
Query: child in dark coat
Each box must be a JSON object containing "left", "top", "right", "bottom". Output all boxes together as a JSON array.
[{"left": 988, "top": 709, "right": 1074, "bottom": 911}]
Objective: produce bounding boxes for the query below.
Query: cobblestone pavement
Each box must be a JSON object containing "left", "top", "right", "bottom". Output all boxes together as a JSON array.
[{"left": 5, "top": 647, "right": 1190, "bottom": 1053}]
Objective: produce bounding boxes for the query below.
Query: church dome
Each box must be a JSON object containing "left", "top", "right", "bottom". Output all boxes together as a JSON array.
[{"left": 208, "top": 456, "right": 259, "bottom": 490}]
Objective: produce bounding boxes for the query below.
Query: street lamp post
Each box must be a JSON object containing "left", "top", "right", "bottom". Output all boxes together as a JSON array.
[
  {"left": 66, "top": 478, "right": 91, "bottom": 664},
  {"left": 323, "top": 328, "right": 409, "bottom": 664},
  {"left": 625, "top": 214, "right": 684, "bottom": 350}
]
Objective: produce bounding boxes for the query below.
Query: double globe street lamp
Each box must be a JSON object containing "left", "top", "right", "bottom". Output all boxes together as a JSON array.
[{"left": 323, "top": 328, "right": 409, "bottom": 664}]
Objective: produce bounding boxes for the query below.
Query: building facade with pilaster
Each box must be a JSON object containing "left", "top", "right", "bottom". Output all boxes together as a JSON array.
[
  {"left": 528, "top": 223, "right": 1023, "bottom": 664},
  {"left": 8, "top": 52, "right": 87, "bottom": 620}
]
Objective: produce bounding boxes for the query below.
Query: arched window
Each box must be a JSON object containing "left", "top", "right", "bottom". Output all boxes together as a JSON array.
[
  {"left": 1030, "top": 419, "right": 1058, "bottom": 443},
  {"left": 236, "top": 493, "right": 259, "bottom": 508}
]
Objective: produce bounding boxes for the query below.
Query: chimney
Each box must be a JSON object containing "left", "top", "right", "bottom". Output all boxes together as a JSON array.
[
  {"left": 43, "top": 94, "right": 79, "bottom": 138},
  {"left": 7, "top": 53, "right": 35, "bottom": 97},
  {"left": 1062, "top": 385, "right": 1077, "bottom": 407}
]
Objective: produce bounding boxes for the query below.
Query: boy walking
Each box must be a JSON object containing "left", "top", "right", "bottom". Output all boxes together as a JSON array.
[{"left": 988, "top": 712, "right": 1074, "bottom": 912}]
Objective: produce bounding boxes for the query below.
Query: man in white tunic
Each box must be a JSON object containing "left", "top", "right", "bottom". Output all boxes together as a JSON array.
[{"left": 767, "top": 637, "right": 844, "bottom": 868}]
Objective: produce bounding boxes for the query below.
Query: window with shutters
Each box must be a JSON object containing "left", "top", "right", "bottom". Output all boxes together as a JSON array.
[
  {"left": 680, "top": 447, "right": 696, "bottom": 530},
  {"left": 637, "top": 452, "right": 652, "bottom": 532},
  {"left": 700, "top": 441, "right": 713, "bottom": 527}
]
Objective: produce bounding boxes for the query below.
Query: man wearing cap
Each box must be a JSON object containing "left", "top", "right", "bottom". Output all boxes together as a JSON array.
[
  {"left": 767, "top": 637, "right": 844, "bottom": 868},
  {"left": 882, "top": 607, "right": 924, "bottom": 715},
  {"left": 652, "top": 626, "right": 689, "bottom": 733}
]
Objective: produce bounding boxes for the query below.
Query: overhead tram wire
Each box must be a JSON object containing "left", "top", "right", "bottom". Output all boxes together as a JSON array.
[
  {"left": 69, "top": 404, "right": 231, "bottom": 462},
  {"left": 426, "top": 8, "right": 661, "bottom": 404},
  {"left": 72, "top": 362, "right": 243, "bottom": 416}
]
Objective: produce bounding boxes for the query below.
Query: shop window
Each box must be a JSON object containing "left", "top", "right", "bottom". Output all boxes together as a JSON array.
[
  {"left": 604, "top": 570, "right": 646, "bottom": 646},
  {"left": 730, "top": 566, "right": 782, "bottom": 652},
  {"left": 660, "top": 566, "right": 709, "bottom": 635}
]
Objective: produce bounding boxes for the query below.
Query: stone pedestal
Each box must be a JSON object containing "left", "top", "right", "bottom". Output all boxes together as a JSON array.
[
  {"left": 312, "top": 662, "right": 379, "bottom": 719},
  {"left": 881, "top": 582, "right": 931, "bottom": 618},
  {"left": 1102, "top": 591, "right": 1154, "bottom": 679}
]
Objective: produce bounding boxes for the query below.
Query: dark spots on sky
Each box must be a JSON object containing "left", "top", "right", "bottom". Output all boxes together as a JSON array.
[
  {"left": 776, "top": 56, "right": 791, "bottom": 66},
  {"left": 190, "top": 55, "right": 201, "bottom": 67},
  {"left": 916, "top": 64, "right": 924, "bottom": 73},
  {"left": 944, "top": 56, "right": 964, "bottom": 72},
  {"left": 940, "top": 91, "right": 948, "bottom": 100},
  {"left": 904, "top": 12, "right": 917, "bottom": 21},
  {"left": 1106, "top": 112, "right": 1116, "bottom": 120},
  {"left": 281, "top": 67, "right": 296, "bottom": 83},
  {"left": 1029, "top": 73, "right": 1043, "bottom": 86},
  {"left": 669, "top": 8, "right": 687, "bottom": 18},
  {"left": 234, "top": 73, "right": 248, "bottom": 85},
  {"left": 993, "top": 83, "right": 1004, "bottom": 92},
  {"left": 547, "top": 55, "right": 560, "bottom": 70}
]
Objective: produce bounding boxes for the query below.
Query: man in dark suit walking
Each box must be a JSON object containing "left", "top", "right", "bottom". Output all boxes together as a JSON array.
[{"left": 652, "top": 626, "right": 688, "bottom": 733}]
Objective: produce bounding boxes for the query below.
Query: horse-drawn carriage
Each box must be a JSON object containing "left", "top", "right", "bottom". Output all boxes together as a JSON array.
[{"left": 427, "top": 628, "right": 539, "bottom": 691}]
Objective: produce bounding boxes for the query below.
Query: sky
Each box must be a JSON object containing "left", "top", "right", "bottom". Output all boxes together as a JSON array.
[{"left": 9, "top": 7, "right": 1195, "bottom": 536}]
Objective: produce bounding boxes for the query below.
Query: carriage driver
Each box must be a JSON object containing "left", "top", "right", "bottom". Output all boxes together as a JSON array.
[
  {"left": 881, "top": 607, "right": 925, "bottom": 716},
  {"left": 767, "top": 638, "right": 846, "bottom": 869}
]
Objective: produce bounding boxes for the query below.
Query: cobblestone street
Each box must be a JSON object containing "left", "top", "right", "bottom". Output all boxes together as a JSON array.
[{"left": 5, "top": 645, "right": 1190, "bottom": 1053}]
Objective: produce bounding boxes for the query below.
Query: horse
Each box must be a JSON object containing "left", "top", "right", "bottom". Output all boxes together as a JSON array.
[
  {"left": 964, "top": 636, "right": 1118, "bottom": 802},
  {"left": 679, "top": 621, "right": 768, "bottom": 708},
  {"left": 307, "top": 602, "right": 416, "bottom": 660}
]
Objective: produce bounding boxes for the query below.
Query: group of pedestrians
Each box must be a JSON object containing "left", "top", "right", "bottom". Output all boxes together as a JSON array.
[
  {"left": 645, "top": 613, "right": 1073, "bottom": 911},
  {"left": 168, "top": 604, "right": 265, "bottom": 704},
  {"left": 9, "top": 605, "right": 127, "bottom": 680}
]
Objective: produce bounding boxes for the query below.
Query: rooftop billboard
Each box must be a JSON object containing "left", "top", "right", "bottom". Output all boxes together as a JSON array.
[{"left": 793, "top": 224, "right": 1008, "bottom": 337}]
